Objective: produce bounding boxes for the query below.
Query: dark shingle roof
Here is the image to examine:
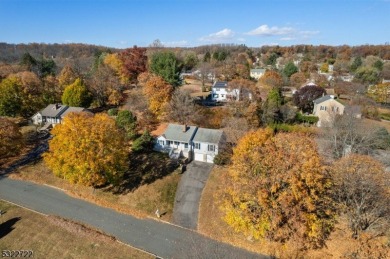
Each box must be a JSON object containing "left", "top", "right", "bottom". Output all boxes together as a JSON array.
[
  {"left": 162, "top": 124, "right": 198, "bottom": 143},
  {"left": 193, "top": 128, "right": 223, "bottom": 144},
  {"left": 40, "top": 104, "right": 68, "bottom": 117},
  {"left": 212, "top": 81, "right": 228, "bottom": 89}
]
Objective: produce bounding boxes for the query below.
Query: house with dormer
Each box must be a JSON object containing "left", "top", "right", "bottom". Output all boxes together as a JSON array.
[
  {"left": 154, "top": 123, "right": 225, "bottom": 163},
  {"left": 31, "top": 104, "right": 91, "bottom": 129}
]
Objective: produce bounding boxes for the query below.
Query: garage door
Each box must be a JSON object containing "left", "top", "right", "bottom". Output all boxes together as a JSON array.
[
  {"left": 206, "top": 154, "right": 214, "bottom": 163},
  {"left": 194, "top": 153, "right": 205, "bottom": 162}
]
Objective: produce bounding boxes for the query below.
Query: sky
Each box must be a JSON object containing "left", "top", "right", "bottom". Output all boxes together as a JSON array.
[{"left": 0, "top": 0, "right": 389, "bottom": 48}]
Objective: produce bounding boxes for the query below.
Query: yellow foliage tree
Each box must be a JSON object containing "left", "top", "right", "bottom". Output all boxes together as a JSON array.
[
  {"left": 368, "top": 82, "right": 390, "bottom": 103},
  {"left": 104, "top": 53, "right": 128, "bottom": 85},
  {"left": 223, "top": 128, "right": 335, "bottom": 249},
  {"left": 44, "top": 112, "right": 128, "bottom": 187},
  {"left": 142, "top": 74, "right": 174, "bottom": 119}
]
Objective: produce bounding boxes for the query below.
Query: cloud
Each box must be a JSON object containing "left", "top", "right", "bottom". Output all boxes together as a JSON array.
[
  {"left": 199, "top": 28, "right": 235, "bottom": 42},
  {"left": 280, "top": 37, "right": 296, "bottom": 41},
  {"left": 246, "top": 25, "right": 294, "bottom": 36},
  {"left": 161, "top": 40, "right": 189, "bottom": 47}
]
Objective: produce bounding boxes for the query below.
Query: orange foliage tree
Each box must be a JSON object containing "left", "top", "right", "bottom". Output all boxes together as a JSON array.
[
  {"left": 44, "top": 112, "right": 128, "bottom": 187},
  {"left": 222, "top": 129, "right": 335, "bottom": 249},
  {"left": 259, "top": 70, "right": 283, "bottom": 88},
  {"left": 142, "top": 74, "right": 174, "bottom": 120},
  {"left": 0, "top": 118, "right": 23, "bottom": 159}
]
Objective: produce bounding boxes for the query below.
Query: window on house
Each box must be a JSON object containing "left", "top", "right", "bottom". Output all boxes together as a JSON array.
[
  {"left": 184, "top": 143, "right": 188, "bottom": 149},
  {"left": 208, "top": 145, "right": 215, "bottom": 152},
  {"left": 194, "top": 143, "right": 200, "bottom": 149},
  {"left": 159, "top": 140, "right": 165, "bottom": 145},
  {"left": 167, "top": 140, "right": 172, "bottom": 145},
  {"left": 216, "top": 88, "right": 220, "bottom": 91},
  {"left": 174, "top": 141, "right": 179, "bottom": 145}
]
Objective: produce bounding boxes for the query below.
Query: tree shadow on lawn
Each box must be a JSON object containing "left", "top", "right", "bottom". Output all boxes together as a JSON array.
[
  {"left": 0, "top": 217, "right": 21, "bottom": 239},
  {"left": 104, "top": 151, "right": 179, "bottom": 195}
]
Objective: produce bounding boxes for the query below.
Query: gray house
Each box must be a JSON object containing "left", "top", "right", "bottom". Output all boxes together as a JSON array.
[
  {"left": 31, "top": 104, "right": 90, "bottom": 129},
  {"left": 154, "top": 124, "right": 225, "bottom": 163}
]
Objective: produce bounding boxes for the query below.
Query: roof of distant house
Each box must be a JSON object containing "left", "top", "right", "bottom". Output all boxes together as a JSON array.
[
  {"left": 313, "top": 95, "right": 344, "bottom": 105},
  {"left": 193, "top": 127, "right": 224, "bottom": 144},
  {"left": 212, "top": 81, "right": 228, "bottom": 89},
  {"left": 39, "top": 104, "right": 68, "bottom": 117},
  {"left": 161, "top": 124, "right": 197, "bottom": 143},
  {"left": 250, "top": 68, "right": 266, "bottom": 73}
]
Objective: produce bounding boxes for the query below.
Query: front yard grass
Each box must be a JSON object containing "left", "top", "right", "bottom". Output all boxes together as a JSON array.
[
  {"left": 0, "top": 200, "right": 152, "bottom": 259},
  {"left": 9, "top": 152, "right": 181, "bottom": 221}
]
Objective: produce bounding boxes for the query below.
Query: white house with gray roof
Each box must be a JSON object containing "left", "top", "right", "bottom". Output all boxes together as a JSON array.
[
  {"left": 31, "top": 104, "right": 91, "bottom": 129},
  {"left": 154, "top": 124, "right": 225, "bottom": 163}
]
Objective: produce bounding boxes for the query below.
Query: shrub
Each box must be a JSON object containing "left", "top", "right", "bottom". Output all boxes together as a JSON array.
[
  {"left": 296, "top": 113, "right": 319, "bottom": 124},
  {"left": 107, "top": 108, "right": 118, "bottom": 116}
]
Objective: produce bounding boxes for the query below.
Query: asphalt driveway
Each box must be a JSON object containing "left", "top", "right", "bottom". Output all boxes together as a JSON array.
[
  {"left": 172, "top": 161, "right": 214, "bottom": 230},
  {"left": 0, "top": 176, "right": 267, "bottom": 259}
]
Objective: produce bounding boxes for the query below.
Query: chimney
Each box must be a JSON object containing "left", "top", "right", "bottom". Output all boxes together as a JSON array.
[
  {"left": 182, "top": 124, "right": 187, "bottom": 132},
  {"left": 53, "top": 103, "right": 59, "bottom": 110}
]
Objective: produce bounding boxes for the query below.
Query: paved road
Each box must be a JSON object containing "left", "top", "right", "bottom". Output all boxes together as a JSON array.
[
  {"left": 0, "top": 176, "right": 267, "bottom": 259},
  {"left": 173, "top": 161, "right": 213, "bottom": 230}
]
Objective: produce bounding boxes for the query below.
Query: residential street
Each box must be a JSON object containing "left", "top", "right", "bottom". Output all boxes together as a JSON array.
[
  {"left": 0, "top": 176, "right": 267, "bottom": 259},
  {"left": 173, "top": 161, "right": 213, "bottom": 230}
]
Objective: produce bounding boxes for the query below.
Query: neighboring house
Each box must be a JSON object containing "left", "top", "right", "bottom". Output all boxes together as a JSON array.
[
  {"left": 211, "top": 81, "right": 249, "bottom": 102},
  {"left": 154, "top": 123, "right": 225, "bottom": 164},
  {"left": 211, "top": 81, "right": 229, "bottom": 102},
  {"left": 31, "top": 103, "right": 90, "bottom": 128},
  {"left": 313, "top": 95, "right": 345, "bottom": 127},
  {"left": 250, "top": 68, "right": 266, "bottom": 80}
]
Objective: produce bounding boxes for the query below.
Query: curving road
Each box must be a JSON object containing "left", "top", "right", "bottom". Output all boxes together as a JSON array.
[{"left": 0, "top": 176, "right": 267, "bottom": 259}]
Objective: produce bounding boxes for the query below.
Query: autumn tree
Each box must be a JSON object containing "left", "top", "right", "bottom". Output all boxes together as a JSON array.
[
  {"left": 293, "top": 84, "right": 326, "bottom": 113},
  {"left": 149, "top": 51, "right": 181, "bottom": 87},
  {"left": 0, "top": 118, "right": 23, "bottom": 159},
  {"left": 118, "top": 46, "right": 147, "bottom": 85},
  {"left": 62, "top": 78, "right": 92, "bottom": 107},
  {"left": 88, "top": 63, "right": 121, "bottom": 107},
  {"left": 223, "top": 129, "right": 335, "bottom": 249},
  {"left": 331, "top": 155, "right": 390, "bottom": 238},
  {"left": 368, "top": 82, "right": 390, "bottom": 103},
  {"left": 0, "top": 76, "right": 22, "bottom": 116},
  {"left": 44, "top": 112, "right": 128, "bottom": 187},
  {"left": 142, "top": 74, "right": 174, "bottom": 119},
  {"left": 259, "top": 70, "right": 283, "bottom": 89},
  {"left": 168, "top": 89, "right": 198, "bottom": 125},
  {"left": 58, "top": 65, "right": 77, "bottom": 88},
  {"left": 290, "top": 72, "right": 307, "bottom": 88}
]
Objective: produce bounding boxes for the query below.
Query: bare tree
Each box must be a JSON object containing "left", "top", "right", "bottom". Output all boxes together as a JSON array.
[
  {"left": 318, "top": 112, "right": 389, "bottom": 160},
  {"left": 168, "top": 89, "right": 198, "bottom": 125},
  {"left": 332, "top": 154, "right": 390, "bottom": 239}
]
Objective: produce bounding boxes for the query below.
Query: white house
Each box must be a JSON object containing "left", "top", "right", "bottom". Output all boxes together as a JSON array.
[
  {"left": 192, "top": 127, "right": 225, "bottom": 163},
  {"left": 154, "top": 124, "right": 225, "bottom": 164},
  {"left": 211, "top": 81, "right": 229, "bottom": 102},
  {"left": 211, "top": 81, "right": 245, "bottom": 102},
  {"left": 31, "top": 104, "right": 91, "bottom": 129},
  {"left": 250, "top": 68, "right": 266, "bottom": 80}
]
